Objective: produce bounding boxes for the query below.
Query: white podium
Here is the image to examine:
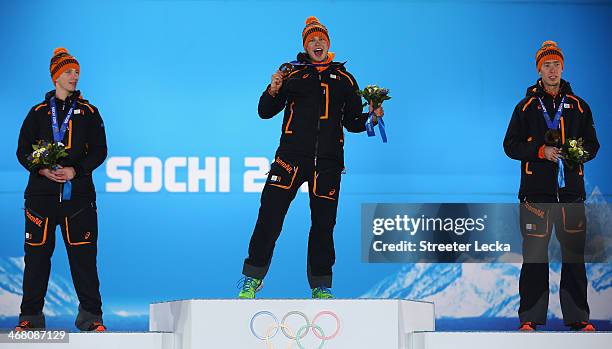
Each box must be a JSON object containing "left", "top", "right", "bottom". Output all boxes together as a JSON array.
[
  {"left": 407, "top": 331, "right": 612, "bottom": 349},
  {"left": 150, "top": 298, "right": 435, "bottom": 349},
  {"left": 2, "top": 299, "right": 610, "bottom": 349}
]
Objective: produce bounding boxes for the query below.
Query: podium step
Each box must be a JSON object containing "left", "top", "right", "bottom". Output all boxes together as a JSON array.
[
  {"left": 407, "top": 331, "right": 612, "bottom": 349},
  {"left": 0, "top": 332, "right": 174, "bottom": 349},
  {"left": 150, "top": 298, "right": 435, "bottom": 349}
]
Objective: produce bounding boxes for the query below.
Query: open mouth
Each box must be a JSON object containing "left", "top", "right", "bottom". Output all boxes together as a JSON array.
[{"left": 314, "top": 48, "right": 324, "bottom": 57}]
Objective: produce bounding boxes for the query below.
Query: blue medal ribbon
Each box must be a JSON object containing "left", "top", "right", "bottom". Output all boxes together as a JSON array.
[
  {"left": 49, "top": 95, "right": 77, "bottom": 200},
  {"left": 557, "top": 159, "right": 565, "bottom": 188},
  {"left": 288, "top": 60, "right": 337, "bottom": 68},
  {"left": 537, "top": 95, "right": 566, "bottom": 188},
  {"left": 365, "top": 112, "right": 387, "bottom": 143},
  {"left": 537, "top": 95, "right": 565, "bottom": 130}
]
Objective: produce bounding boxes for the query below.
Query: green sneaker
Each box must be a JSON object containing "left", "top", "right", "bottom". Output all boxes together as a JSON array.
[
  {"left": 238, "top": 277, "right": 263, "bottom": 299},
  {"left": 312, "top": 286, "right": 334, "bottom": 299}
]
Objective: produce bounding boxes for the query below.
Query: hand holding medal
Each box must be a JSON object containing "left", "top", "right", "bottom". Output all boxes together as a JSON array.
[
  {"left": 269, "top": 63, "right": 295, "bottom": 97},
  {"left": 279, "top": 63, "right": 294, "bottom": 79},
  {"left": 543, "top": 129, "right": 563, "bottom": 162}
]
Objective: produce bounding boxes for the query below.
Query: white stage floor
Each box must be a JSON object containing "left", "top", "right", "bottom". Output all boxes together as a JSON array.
[{"left": 1, "top": 299, "right": 609, "bottom": 349}]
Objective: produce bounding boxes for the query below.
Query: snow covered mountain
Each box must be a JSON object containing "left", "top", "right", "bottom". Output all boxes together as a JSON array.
[
  {"left": 362, "top": 262, "right": 612, "bottom": 321},
  {"left": 0, "top": 256, "right": 78, "bottom": 317}
]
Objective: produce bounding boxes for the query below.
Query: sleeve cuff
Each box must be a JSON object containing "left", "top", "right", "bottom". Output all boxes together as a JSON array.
[
  {"left": 73, "top": 164, "right": 86, "bottom": 178},
  {"left": 538, "top": 145, "right": 546, "bottom": 159},
  {"left": 263, "top": 84, "right": 279, "bottom": 98},
  {"left": 267, "top": 87, "right": 278, "bottom": 98}
]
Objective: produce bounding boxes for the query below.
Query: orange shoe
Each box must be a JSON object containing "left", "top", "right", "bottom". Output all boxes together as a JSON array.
[
  {"left": 87, "top": 321, "right": 107, "bottom": 332},
  {"left": 14, "top": 321, "right": 33, "bottom": 332},
  {"left": 519, "top": 322, "right": 537, "bottom": 331},
  {"left": 569, "top": 322, "right": 596, "bottom": 332}
]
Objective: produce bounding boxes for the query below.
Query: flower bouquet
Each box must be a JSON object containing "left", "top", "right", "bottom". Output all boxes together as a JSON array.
[
  {"left": 358, "top": 85, "right": 391, "bottom": 109},
  {"left": 358, "top": 85, "right": 391, "bottom": 143},
  {"left": 27, "top": 140, "right": 68, "bottom": 170},
  {"left": 563, "top": 138, "right": 589, "bottom": 170}
]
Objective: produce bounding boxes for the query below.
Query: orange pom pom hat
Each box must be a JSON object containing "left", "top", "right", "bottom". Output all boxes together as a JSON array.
[
  {"left": 536, "top": 40, "right": 564, "bottom": 72},
  {"left": 302, "top": 16, "right": 330, "bottom": 50},
  {"left": 50, "top": 47, "right": 80, "bottom": 84}
]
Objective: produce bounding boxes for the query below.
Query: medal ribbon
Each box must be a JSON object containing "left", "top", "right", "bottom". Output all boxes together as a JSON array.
[
  {"left": 365, "top": 112, "right": 387, "bottom": 143},
  {"left": 49, "top": 96, "right": 77, "bottom": 200},
  {"left": 537, "top": 95, "right": 566, "bottom": 188}
]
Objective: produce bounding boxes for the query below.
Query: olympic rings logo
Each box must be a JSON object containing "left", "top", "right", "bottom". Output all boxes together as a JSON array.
[{"left": 249, "top": 310, "right": 341, "bottom": 349}]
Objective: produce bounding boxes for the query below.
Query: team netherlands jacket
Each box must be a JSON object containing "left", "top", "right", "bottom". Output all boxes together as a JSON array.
[
  {"left": 17, "top": 90, "right": 108, "bottom": 200},
  {"left": 258, "top": 52, "right": 370, "bottom": 167},
  {"left": 503, "top": 79, "right": 599, "bottom": 200}
]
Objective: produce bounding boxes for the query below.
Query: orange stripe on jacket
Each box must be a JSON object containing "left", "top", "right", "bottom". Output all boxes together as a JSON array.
[
  {"left": 538, "top": 145, "right": 546, "bottom": 159},
  {"left": 34, "top": 103, "right": 48, "bottom": 112},
  {"left": 284, "top": 102, "right": 295, "bottom": 134},
  {"left": 560, "top": 117, "right": 565, "bottom": 144},
  {"left": 522, "top": 97, "right": 535, "bottom": 112},
  {"left": 287, "top": 68, "right": 306, "bottom": 80},
  {"left": 66, "top": 120, "right": 72, "bottom": 149},
  {"left": 77, "top": 101, "right": 94, "bottom": 114},
  {"left": 320, "top": 83, "right": 329, "bottom": 119},
  {"left": 337, "top": 70, "right": 355, "bottom": 86},
  {"left": 566, "top": 95, "right": 584, "bottom": 113}
]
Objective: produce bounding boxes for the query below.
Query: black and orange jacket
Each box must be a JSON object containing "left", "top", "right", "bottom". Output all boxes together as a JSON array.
[
  {"left": 16, "top": 90, "right": 107, "bottom": 200},
  {"left": 258, "top": 53, "right": 369, "bottom": 166},
  {"left": 503, "top": 79, "right": 599, "bottom": 200}
]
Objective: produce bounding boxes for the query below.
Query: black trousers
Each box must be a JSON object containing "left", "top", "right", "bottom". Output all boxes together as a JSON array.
[
  {"left": 518, "top": 194, "right": 589, "bottom": 325},
  {"left": 20, "top": 196, "right": 103, "bottom": 330},
  {"left": 243, "top": 155, "right": 342, "bottom": 288}
]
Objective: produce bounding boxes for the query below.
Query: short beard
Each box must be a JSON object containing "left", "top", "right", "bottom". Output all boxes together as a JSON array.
[{"left": 542, "top": 79, "right": 559, "bottom": 88}]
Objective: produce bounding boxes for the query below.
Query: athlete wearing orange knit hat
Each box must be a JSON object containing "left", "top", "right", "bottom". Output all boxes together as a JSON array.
[
  {"left": 238, "top": 17, "right": 384, "bottom": 299},
  {"left": 504, "top": 40, "right": 599, "bottom": 332},
  {"left": 15, "top": 47, "right": 107, "bottom": 332}
]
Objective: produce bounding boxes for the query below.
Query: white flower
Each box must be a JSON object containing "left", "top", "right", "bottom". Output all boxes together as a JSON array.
[
  {"left": 569, "top": 140, "right": 577, "bottom": 148},
  {"left": 579, "top": 150, "right": 584, "bottom": 156},
  {"left": 32, "top": 148, "right": 45, "bottom": 158},
  {"left": 57, "top": 142, "right": 65, "bottom": 147}
]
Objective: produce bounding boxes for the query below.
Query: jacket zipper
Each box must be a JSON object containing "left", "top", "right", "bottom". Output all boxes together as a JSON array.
[
  {"left": 314, "top": 72, "right": 322, "bottom": 168},
  {"left": 58, "top": 98, "right": 69, "bottom": 203},
  {"left": 555, "top": 94, "right": 561, "bottom": 203},
  {"left": 60, "top": 99, "right": 65, "bottom": 202},
  {"left": 543, "top": 93, "right": 561, "bottom": 203}
]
